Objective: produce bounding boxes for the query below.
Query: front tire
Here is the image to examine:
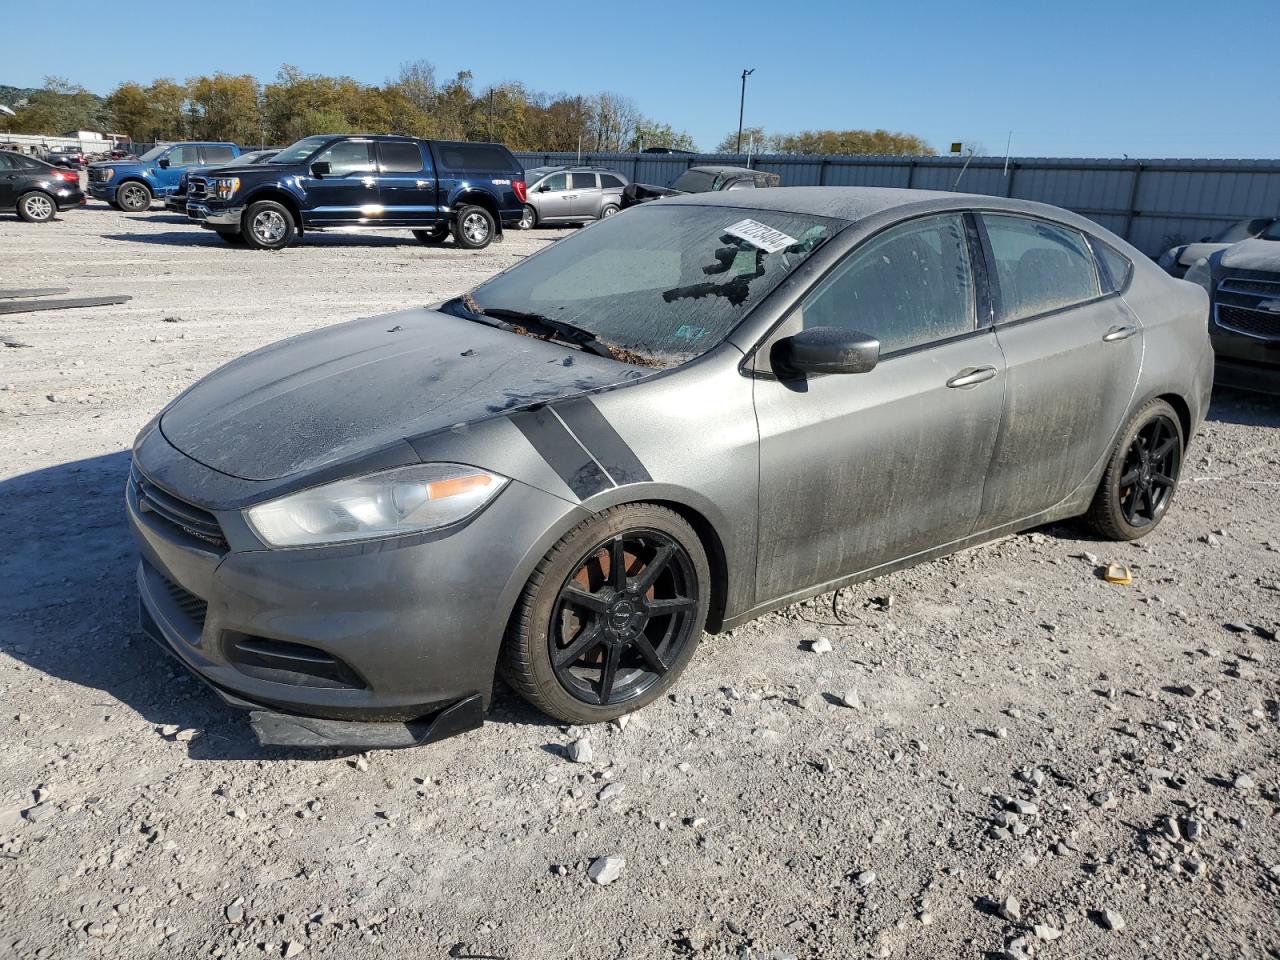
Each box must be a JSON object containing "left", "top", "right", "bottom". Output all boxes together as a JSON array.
[
  {"left": 452, "top": 204, "right": 496, "bottom": 250},
  {"left": 500, "top": 504, "right": 710, "bottom": 724},
  {"left": 600, "top": 203, "right": 620, "bottom": 219},
  {"left": 16, "top": 191, "right": 56, "bottom": 223},
  {"left": 1086, "top": 399, "right": 1184, "bottom": 540},
  {"left": 116, "top": 181, "right": 152, "bottom": 212},
  {"left": 241, "top": 200, "right": 296, "bottom": 250}
]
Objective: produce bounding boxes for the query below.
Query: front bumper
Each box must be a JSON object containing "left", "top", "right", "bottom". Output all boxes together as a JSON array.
[
  {"left": 87, "top": 182, "right": 115, "bottom": 201},
  {"left": 164, "top": 194, "right": 188, "bottom": 214},
  {"left": 127, "top": 428, "right": 578, "bottom": 745},
  {"left": 187, "top": 202, "right": 244, "bottom": 228},
  {"left": 1211, "top": 309, "right": 1280, "bottom": 395}
]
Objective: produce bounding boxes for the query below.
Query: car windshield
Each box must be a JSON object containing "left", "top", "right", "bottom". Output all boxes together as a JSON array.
[
  {"left": 1215, "top": 219, "right": 1266, "bottom": 243},
  {"left": 465, "top": 204, "right": 841, "bottom": 367},
  {"left": 671, "top": 169, "right": 720, "bottom": 193},
  {"left": 269, "top": 136, "right": 331, "bottom": 164},
  {"left": 1260, "top": 220, "right": 1280, "bottom": 242},
  {"left": 135, "top": 145, "right": 167, "bottom": 162}
]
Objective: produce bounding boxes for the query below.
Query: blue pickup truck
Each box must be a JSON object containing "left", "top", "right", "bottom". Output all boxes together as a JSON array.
[
  {"left": 87, "top": 142, "right": 240, "bottom": 211},
  {"left": 185, "top": 135, "right": 526, "bottom": 250}
]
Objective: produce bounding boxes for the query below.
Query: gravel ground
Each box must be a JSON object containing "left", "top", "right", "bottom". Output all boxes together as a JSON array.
[{"left": 1, "top": 205, "right": 1278, "bottom": 960}]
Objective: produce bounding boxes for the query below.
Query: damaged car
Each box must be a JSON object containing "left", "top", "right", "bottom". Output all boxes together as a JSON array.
[
  {"left": 128, "top": 187, "right": 1213, "bottom": 750},
  {"left": 1156, "top": 216, "right": 1278, "bottom": 278},
  {"left": 620, "top": 165, "right": 780, "bottom": 209}
]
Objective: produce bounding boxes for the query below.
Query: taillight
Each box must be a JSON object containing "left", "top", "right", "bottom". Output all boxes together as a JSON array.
[
  {"left": 51, "top": 169, "right": 79, "bottom": 183},
  {"left": 512, "top": 179, "right": 527, "bottom": 203}
]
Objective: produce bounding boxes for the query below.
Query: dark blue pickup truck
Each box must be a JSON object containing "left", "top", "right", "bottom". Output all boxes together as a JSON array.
[{"left": 186, "top": 135, "right": 527, "bottom": 250}]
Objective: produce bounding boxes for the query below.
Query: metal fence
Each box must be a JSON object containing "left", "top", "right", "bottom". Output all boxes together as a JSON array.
[{"left": 514, "top": 152, "right": 1280, "bottom": 256}]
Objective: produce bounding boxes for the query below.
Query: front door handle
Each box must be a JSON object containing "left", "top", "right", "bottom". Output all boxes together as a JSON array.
[
  {"left": 416, "top": 180, "right": 429, "bottom": 187},
  {"left": 1103, "top": 324, "right": 1138, "bottom": 342},
  {"left": 946, "top": 366, "right": 998, "bottom": 389}
]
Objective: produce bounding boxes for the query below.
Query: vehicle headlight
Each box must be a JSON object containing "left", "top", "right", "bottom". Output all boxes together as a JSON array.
[
  {"left": 244, "top": 464, "right": 509, "bottom": 548},
  {"left": 1183, "top": 256, "right": 1213, "bottom": 293},
  {"left": 214, "top": 177, "right": 240, "bottom": 200},
  {"left": 101, "top": 168, "right": 115, "bottom": 181}
]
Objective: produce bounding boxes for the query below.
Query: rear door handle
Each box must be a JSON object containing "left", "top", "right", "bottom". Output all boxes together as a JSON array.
[
  {"left": 1103, "top": 324, "right": 1138, "bottom": 342},
  {"left": 946, "top": 366, "right": 998, "bottom": 389}
]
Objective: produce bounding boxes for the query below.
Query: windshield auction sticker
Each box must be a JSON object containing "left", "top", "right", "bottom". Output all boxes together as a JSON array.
[{"left": 723, "top": 219, "right": 798, "bottom": 254}]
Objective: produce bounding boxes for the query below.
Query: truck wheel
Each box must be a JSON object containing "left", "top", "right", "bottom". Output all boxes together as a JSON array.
[
  {"left": 215, "top": 230, "right": 246, "bottom": 245},
  {"left": 452, "top": 205, "right": 496, "bottom": 250},
  {"left": 518, "top": 205, "right": 537, "bottom": 230},
  {"left": 241, "top": 201, "right": 296, "bottom": 251},
  {"left": 16, "top": 191, "right": 56, "bottom": 223},
  {"left": 116, "top": 181, "right": 152, "bottom": 212},
  {"left": 412, "top": 224, "right": 449, "bottom": 245}
]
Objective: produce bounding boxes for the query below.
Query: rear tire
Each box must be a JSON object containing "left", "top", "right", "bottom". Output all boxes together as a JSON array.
[
  {"left": 1086, "top": 399, "right": 1184, "bottom": 541},
  {"left": 412, "top": 224, "right": 449, "bottom": 245},
  {"left": 241, "top": 200, "right": 296, "bottom": 251},
  {"left": 452, "top": 204, "right": 496, "bottom": 250},
  {"left": 500, "top": 504, "right": 710, "bottom": 724},
  {"left": 16, "top": 191, "right": 56, "bottom": 223},
  {"left": 116, "top": 181, "right": 152, "bottom": 212}
]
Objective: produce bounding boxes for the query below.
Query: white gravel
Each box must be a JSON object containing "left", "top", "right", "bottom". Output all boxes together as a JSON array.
[{"left": 2, "top": 205, "right": 1279, "bottom": 959}]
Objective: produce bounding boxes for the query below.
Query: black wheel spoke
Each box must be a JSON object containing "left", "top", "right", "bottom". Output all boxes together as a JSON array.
[
  {"left": 1119, "top": 467, "right": 1142, "bottom": 487},
  {"left": 610, "top": 538, "right": 627, "bottom": 590},
  {"left": 630, "top": 634, "right": 668, "bottom": 674},
  {"left": 562, "top": 585, "right": 608, "bottom": 614},
  {"left": 1151, "top": 471, "right": 1174, "bottom": 488},
  {"left": 597, "top": 642, "right": 621, "bottom": 703},
  {"left": 1153, "top": 437, "right": 1178, "bottom": 461},
  {"left": 648, "top": 596, "right": 694, "bottom": 615},
  {"left": 554, "top": 622, "right": 603, "bottom": 667},
  {"left": 633, "top": 544, "right": 674, "bottom": 593}
]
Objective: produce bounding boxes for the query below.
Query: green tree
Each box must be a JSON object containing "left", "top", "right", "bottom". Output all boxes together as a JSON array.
[
  {"left": 187, "top": 73, "right": 261, "bottom": 143},
  {"left": 714, "top": 126, "right": 772, "bottom": 153}
]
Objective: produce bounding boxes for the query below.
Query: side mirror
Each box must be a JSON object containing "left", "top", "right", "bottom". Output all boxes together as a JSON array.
[
  {"left": 773, "top": 326, "right": 880, "bottom": 377},
  {"left": 157, "top": 157, "right": 170, "bottom": 169},
  {"left": 1199, "top": 235, "right": 1210, "bottom": 243},
  {"left": 537, "top": 183, "right": 550, "bottom": 192},
  {"left": 310, "top": 161, "right": 331, "bottom": 177}
]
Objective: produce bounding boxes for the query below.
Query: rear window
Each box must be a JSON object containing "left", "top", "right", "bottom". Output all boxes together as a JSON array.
[
  {"left": 437, "top": 143, "right": 514, "bottom": 171},
  {"left": 379, "top": 141, "right": 424, "bottom": 173},
  {"left": 601, "top": 174, "right": 625, "bottom": 188},
  {"left": 1091, "top": 239, "right": 1133, "bottom": 294},
  {"left": 203, "top": 145, "right": 235, "bottom": 164}
]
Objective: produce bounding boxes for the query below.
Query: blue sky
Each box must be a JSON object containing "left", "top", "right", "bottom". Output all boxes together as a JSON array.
[{"left": 7, "top": 0, "right": 1279, "bottom": 158}]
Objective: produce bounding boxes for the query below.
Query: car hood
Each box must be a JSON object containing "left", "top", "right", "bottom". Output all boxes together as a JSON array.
[
  {"left": 159, "top": 307, "right": 650, "bottom": 482},
  {"left": 1176, "top": 242, "right": 1231, "bottom": 266},
  {"left": 1218, "top": 238, "right": 1280, "bottom": 273}
]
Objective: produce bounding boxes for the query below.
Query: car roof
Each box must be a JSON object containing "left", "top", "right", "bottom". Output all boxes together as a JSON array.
[
  {"left": 659, "top": 185, "right": 1110, "bottom": 232},
  {"left": 685, "top": 165, "right": 761, "bottom": 176}
]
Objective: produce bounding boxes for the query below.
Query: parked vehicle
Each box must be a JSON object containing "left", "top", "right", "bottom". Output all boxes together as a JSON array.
[
  {"left": 165, "top": 150, "right": 279, "bottom": 214},
  {"left": 128, "top": 187, "right": 1211, "bottom": 749},
  {"left": 46, "top": 146, "right": 86, "bottom": 169},
  {"left": 87, "top": 142, "right": 240, "bottom": 212},
  {"left": 517, "top": 165, "right": 628, "bottom": 228},
  {"left": 1157, "top": 217, "right": 1278, "bottom": 278},
  {"left": 1183, "top": 221, "right": 1280, "bottom": 393},
  {"left": 0, "top": 151, "right": 85, "bottom": 222},
  {"left": 185, "top": 135, "right": 525, "bottom": 250},
  {"left": 641, "top": 146, "right": 697, "bottom": 155},
  {"left": 620, "top": 165, "right": 780, "bottom": 209}
]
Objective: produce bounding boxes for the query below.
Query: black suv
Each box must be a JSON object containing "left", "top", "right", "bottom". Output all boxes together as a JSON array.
[{"left": 185, "top": 135, "right": 527, "bottom": 250}]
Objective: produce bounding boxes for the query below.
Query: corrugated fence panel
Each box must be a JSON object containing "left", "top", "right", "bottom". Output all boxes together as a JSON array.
[{"left": 513, "top": 152, "right": 1280, "bottom": 255}]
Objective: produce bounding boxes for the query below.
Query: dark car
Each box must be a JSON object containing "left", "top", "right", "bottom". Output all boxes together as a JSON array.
[
  {"left": 1157, "top": 217, "right": 1279, "bottom": 278},
  {"left": 128, "top": 187, "right": 1211, "bottom": 750},
  {"left": 0, "top": 151, "right": 85, "bottom": 222},
  {"left": 1183, "top": 222, "right": 1280, "bottom": 393},
  {"left": 186, "top": 135, "right": 526, "bottom": 250},
  {"left": 46, "top": 147, "right": 86, "bottom": 170},
  {"left": 621, "top": 165, "right": 780, "bottom": 209},
  {"left": 165, "top": 149, "right": 280, "bottom": 214}
]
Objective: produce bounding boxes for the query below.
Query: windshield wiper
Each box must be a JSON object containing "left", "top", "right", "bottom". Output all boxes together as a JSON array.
[{"left": 478, "top": 307, "right": 619, "bottom": 360}]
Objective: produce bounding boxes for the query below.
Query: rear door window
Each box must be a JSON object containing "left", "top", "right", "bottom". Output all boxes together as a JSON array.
[
  {"left": 570, "top": 172, "right": 598, "bottom": 190},
  {"left": 166, "top": 145, "right": 201, "bottom": 167},
  {"left": 202, "top": 145, "right": 235, "bottom": 164},
  {"left": 0, "top": 153, "right": 14, "bottom": 170},
  {"left": 600, "top": 174, "right": 625, "bottom": 188},
  {"left": 982, "top": 214, "right": 1101, "bottom": 322},
  {"left": 796, "top": 213, "right": 976, "bottom": 355},
  {"left": 379, "top": 141, "right": 424, "bottom": 173}
]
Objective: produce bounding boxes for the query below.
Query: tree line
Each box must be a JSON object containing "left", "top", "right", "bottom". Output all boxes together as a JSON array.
[{"left": 3, "top": 65, "right": 934, "bottom": 157}]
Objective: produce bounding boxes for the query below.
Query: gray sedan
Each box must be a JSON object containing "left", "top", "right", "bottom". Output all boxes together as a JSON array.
[{"left": 127, "top": 187, "right": 1213, "bottom": 749}]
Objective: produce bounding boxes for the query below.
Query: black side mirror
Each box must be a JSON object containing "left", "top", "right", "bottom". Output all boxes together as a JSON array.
[
  {"left": 1199, "top": 235, "right": 1210, "bottom": 243},
  {"left": 774, "top": 326, "right": 880, "bottom": 377},
  {"left": 310, "top": 161, "right": 331, "bottom": 177},
  {"left": 157, "top": 157, "right": 170, "bottom": 169},
  {"left": 537, "top": 183, "right": 551, "bottom": 192}
]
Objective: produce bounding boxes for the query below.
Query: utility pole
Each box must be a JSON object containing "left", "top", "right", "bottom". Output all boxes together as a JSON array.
[
  {"left": 488, "top": 88, "right": 494, "bottom": 141},
  {"left": 736, "top": 68, "right": 754, "bottom": 154}
]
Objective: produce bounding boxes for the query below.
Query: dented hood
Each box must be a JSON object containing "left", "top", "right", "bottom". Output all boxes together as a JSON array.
[{"left": 160, "top": 307, "right": 647, "bottom": 481}]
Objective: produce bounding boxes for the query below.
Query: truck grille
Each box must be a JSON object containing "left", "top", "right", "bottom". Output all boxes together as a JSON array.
[
  {"left": 1216, "top": 304, "right": 1280, "bottom": 341},
  {"left": 88, "top": 167, "right": 110, "bottom": 183},
  {"left": 187, "top": 176, "right": 209, "bottom": 201},
  {"left": 131, "top": 462, "right": 227, "bottom": 550}
]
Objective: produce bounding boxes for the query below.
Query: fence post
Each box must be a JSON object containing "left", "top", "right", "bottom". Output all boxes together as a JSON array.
[
  {"left": 906, "top": 160, "right": 916, "bottom": 189},
  {"left": 1005, "top": 162, "right": 1017, "bottom": 198},
  {"left": 819, "top": 159, "right": 828, "bottom": 186},
  {"left": 1123, "top": 162, "right": 1144, "bottom": 241}
]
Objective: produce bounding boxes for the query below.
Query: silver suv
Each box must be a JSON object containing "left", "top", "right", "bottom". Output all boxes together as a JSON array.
[{"left": 518, "top": 166, "right": 629, "bottom": 229}]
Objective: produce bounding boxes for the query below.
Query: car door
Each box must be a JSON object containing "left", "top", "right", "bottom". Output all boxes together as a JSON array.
[
  {"left": 299, "top": 140, "right": 379, "bottom": 226},
  {"left": 976, "top": 213, "right": 1143, "bottom": 527},
  {"left": 532, "top": 172, "right": 572, "bottom": 221},
  {"left": 156, "top": 144, "right": 201, "bottom": 194},
  {"left": 0, "top": 153, "right": 17, "bottom": 207},
  {"left": 374, "top": 140, "right": 437, "bottom": 225},
  {"left": 568, "top": 171, "right": 601, "bottom": 218},
  {"left": 752, "top": 212, "right": 1006, "bottom": 603}
]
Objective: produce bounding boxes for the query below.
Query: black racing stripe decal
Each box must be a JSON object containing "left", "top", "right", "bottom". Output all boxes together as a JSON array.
[
  {"left": 510, "top": 408, "right": 612, "bottom": 500},
  {"left": 554, "top": 397, "right": 653, "bottom": 485}
]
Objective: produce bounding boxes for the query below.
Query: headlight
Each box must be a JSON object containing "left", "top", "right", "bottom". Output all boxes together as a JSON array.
[
  {"left": 244, "top": 464, "right": 509, "bottom": 548},
  {"left": 213, "top": 177, "right": 240, "bottom": 200},
  {"left": 102, "top": 168, "right": 115, "bottom": 181},
  {"left": 1183, "top": 256, "right": 1213, "bottom": 293}
]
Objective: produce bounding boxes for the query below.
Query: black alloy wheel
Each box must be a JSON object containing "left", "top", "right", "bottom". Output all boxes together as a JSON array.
[
  {"left": 1087, "top": 399, "right": 1184, "bottom": 540},
  {"left": 550, "top": 530, "right": 699, "bottom": 706}
]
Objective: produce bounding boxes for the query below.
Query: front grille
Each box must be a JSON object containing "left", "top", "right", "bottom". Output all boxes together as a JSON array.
[
  {"left": 131, "top": 463, "right": 228, "bottom": 550},
  {"left": 1219, "top": 276, "right": 1280, "bottom": 297},
  {"left": 187, "top": 176, "right": 209, "bottom": 201},
  {"left": 1216, "top": 304, "right": 1280, "bottom": 341},
  {"left": 89, "top": 168, "right": 109, "bottom": 183},
  {"left": 163, "top": 576, "right": 208, "bottom": 626}
]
